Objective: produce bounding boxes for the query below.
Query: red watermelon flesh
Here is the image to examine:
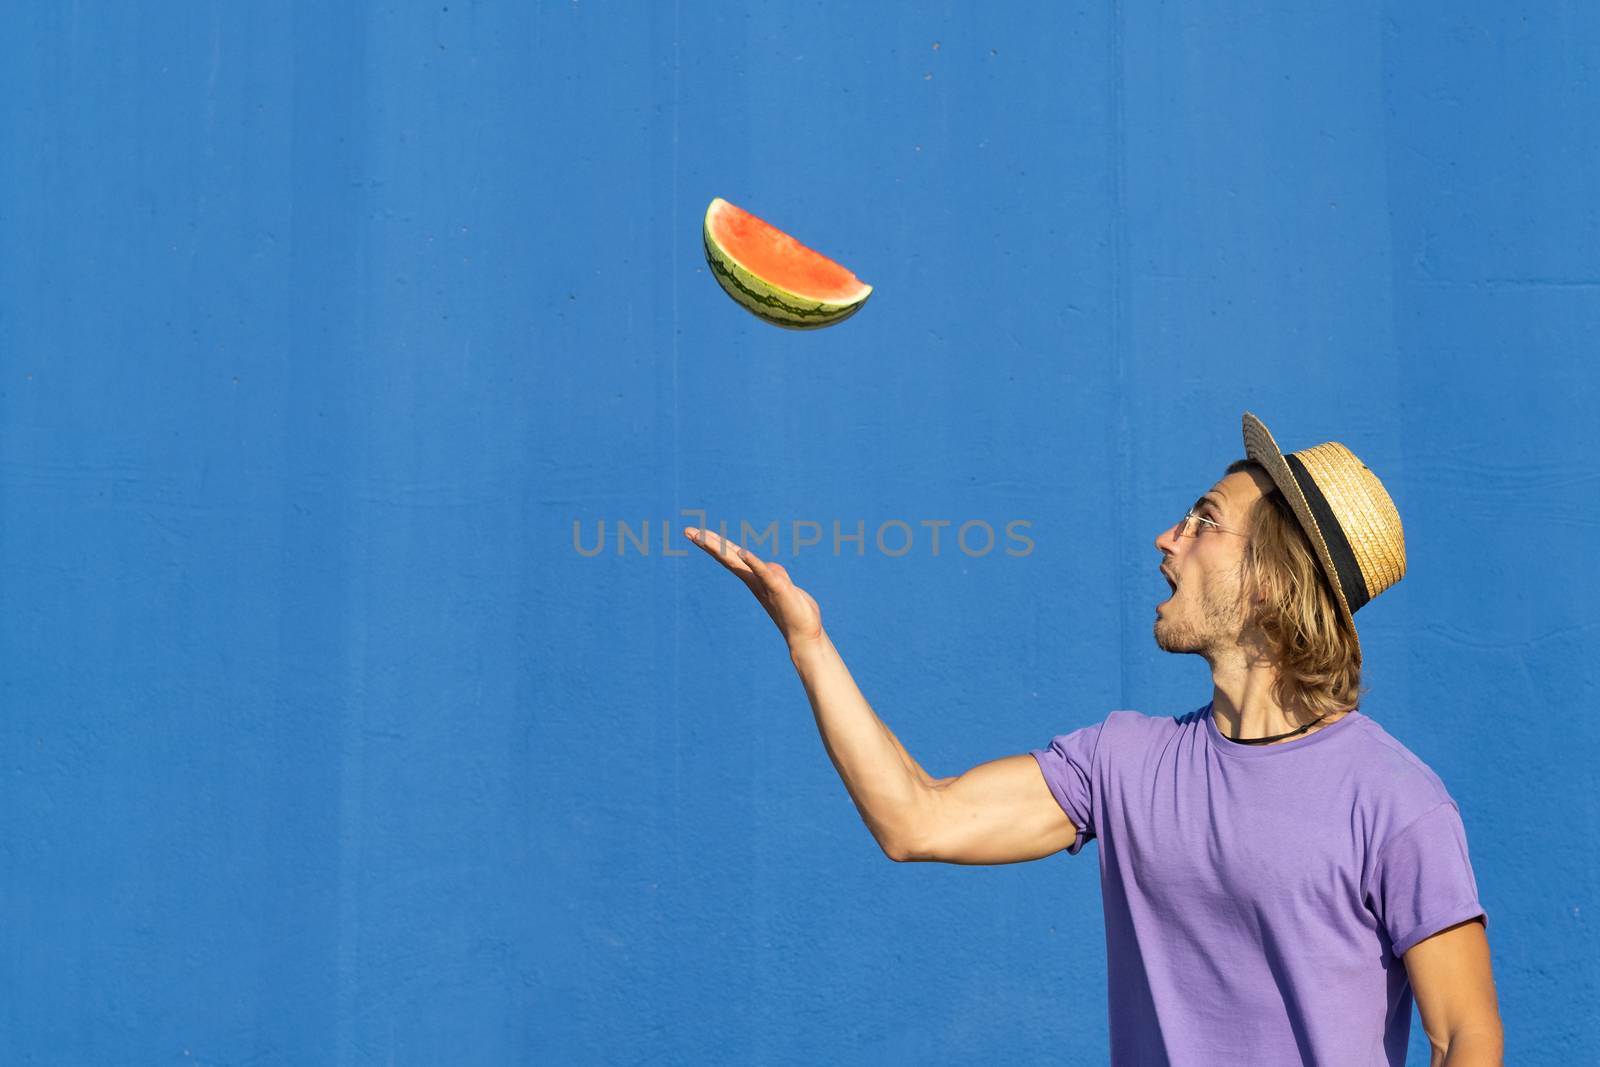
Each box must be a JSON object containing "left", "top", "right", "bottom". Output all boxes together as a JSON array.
[{"left": 706, "top": 199, "right": 868, "bottom": 303}]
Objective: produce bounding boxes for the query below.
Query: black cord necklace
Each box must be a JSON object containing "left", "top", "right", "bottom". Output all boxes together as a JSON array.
[
  {"left": 1217, "top": 707, "right": 1331, "bottom": 745},
  {"left": 1209, "top": 700, "right": 1337, "bottom": 751}
]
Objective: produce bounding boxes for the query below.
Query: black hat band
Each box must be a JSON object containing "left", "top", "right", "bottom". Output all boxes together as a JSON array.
[{"left": 1285, "top": 453, "right": 1372, "bottom": 614}]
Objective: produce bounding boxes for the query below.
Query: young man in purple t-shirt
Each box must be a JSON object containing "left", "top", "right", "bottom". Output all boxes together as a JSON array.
[{"left": 685, "top": 412, "right": 1503, "bottom": 1066}]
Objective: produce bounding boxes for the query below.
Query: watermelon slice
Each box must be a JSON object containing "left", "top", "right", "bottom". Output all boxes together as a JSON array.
[{"left": 702, "top": 197, "right": 872, "bottom": 330}]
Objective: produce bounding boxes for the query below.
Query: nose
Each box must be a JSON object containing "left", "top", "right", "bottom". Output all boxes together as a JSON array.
[{"left": 1154, "top": 519, "right": 1182, "bottom": 555}]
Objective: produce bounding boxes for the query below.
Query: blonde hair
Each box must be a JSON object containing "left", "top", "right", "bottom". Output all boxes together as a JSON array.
[{"left": 1227, "top": 459, "right": 1365, "bottom": 719}]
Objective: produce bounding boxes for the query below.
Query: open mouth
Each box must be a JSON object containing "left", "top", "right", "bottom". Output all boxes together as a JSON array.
[{"left": 1157, "top": 569, "right": 1177, "bottom": 611}]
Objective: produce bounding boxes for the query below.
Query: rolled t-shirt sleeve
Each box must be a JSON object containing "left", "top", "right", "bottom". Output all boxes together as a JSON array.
[
  {"left": 1366, "top": 800, "right": 1488, "bottom": 958},
  {"left": 1028, "top": 720, "right": 1104, "bottom": 856}
]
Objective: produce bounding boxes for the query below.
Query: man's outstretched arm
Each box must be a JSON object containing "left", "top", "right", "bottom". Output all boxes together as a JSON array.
[
  {"left": 685, "top": 526, "right": 933, "bottom": 858},
  {"left": 788, "top": 630, "right": 946, "bottom": 859},
  {"left": 686, "top": 527, "right": 1076, "bottom": 864}
]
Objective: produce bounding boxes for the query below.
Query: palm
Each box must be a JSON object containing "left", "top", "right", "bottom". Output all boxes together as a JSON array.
[{"left": 684, "top": 527, "right": 824, "bottom": 649}]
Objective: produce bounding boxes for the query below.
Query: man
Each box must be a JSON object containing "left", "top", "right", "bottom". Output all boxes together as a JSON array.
[{"left": 684, "top": 412, "right": 1502, "bottom": 1066}]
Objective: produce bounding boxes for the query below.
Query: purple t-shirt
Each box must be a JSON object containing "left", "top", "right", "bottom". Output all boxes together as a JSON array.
[{"left": 1030, "top": 705, "right": 1487, "bottom": 1066}]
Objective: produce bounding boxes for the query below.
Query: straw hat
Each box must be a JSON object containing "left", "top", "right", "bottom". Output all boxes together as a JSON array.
[{"left": 1241, "top": 412, "right": 1406, "bottom": 663}]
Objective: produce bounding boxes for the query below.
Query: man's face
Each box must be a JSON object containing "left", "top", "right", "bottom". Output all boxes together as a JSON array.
[{"left": 1151, "top": 468, "right": 1273, "bottom": 656}]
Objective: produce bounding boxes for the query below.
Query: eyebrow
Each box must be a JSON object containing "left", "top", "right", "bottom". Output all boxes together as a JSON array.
[{"left": 1193, "top": 494, "right": 1225, "bottom": 516}]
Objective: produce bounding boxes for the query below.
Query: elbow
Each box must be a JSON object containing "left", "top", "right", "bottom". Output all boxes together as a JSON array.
[
  {"left": 878, "top": 820, "right": 925, "bottom": 863},
  {"left": 881, "top": 824, "right": 932, "bottom": 863},
  {"left": 879, "top": 834, "right": 915, "bottom": 862},
  {"left": 1441, "top": 1026, "right": 1504, "bottom": 1066},
  {"left": 877, "top": 788, "right": 938, "bottom": 862},
  {"left": 882, "top": 792, "right": 938, "bottom": 862}
]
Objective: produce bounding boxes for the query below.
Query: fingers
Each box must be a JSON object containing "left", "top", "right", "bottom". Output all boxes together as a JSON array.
[
  {"left": 684, "top": 527, "right": 786, "bottom": 590},
  {"left": 684, "top": 526, "right": 756, "bottom": 575},
  {"left": 740, "top": 548, "right": 785, "bottom": 585}
]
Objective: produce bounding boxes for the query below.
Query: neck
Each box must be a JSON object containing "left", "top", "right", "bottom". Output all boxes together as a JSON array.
[{"left": 1206, "top": 644, "right": 1330, "bottom": 743}]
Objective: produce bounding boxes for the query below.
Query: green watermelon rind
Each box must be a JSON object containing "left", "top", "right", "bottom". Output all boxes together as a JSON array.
[{"left": 702, "top": 204, "right": 872, "bottom": 331}]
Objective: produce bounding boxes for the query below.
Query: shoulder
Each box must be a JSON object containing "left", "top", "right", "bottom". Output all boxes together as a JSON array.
[
  {"left": 1341, "top": 713, "right": 1463, "bottom": 832},
  {"left": 1033, "top": 708, "right": 1191, "bottom": 765},
  {"left": 1095, "top": 706, "right": 1204, "bottom": 753},
  {"left": 1346, "top": 714, "right": 1454, "bottom": 798},
  {"left": 1106, "top": 706, "right": 1208, "bottom": 735}
]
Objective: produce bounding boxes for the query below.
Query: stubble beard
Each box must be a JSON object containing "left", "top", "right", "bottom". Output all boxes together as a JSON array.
[{"left": 1153, "top": 570, "right": 1249, "bottom": 657}]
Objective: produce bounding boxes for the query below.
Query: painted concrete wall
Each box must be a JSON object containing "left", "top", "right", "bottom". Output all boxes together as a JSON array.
[{"left": 2, "top": 2, "right": 1593, "bottom": 1063}]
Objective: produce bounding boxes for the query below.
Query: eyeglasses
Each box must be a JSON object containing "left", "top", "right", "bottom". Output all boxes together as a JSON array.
[{"left": 1176, "top": 508, "right": 1247, "bottom": 538}]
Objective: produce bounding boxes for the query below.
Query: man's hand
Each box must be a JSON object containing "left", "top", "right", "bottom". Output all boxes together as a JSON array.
[{"left": 684, "top": 527, "right": 824, "bottom": 653}]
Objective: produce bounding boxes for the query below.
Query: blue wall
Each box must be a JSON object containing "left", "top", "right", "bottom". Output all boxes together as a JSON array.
[{"left": 2, "top": 2, "right": 1593, "bottom": 1063}]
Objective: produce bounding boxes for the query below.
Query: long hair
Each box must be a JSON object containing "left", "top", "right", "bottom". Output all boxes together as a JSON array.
[{"left": 1226, "top": 459, "right": 1365, "bottom": 718}]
